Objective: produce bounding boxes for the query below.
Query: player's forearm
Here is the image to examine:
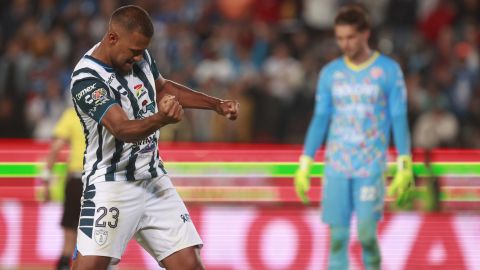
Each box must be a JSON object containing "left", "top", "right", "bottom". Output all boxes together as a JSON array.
[
  {"left": 391, "top": 114, "right": 411, "bottom": 155},
  {"left": 160, "top": 80, "right": 221, "bottom": 110},
  {"left": 105, "top": 113, "right": 166, "bottom": 143}
]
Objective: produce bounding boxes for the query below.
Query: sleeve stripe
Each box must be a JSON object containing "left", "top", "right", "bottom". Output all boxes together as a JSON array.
[{"left": 98, "top": 103, "right": 116, "bottom": 123}]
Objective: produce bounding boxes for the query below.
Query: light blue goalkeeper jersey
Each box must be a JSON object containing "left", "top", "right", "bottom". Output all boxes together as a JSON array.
[{"left": 304, "top": 52, "right": 409, "bottom": 178}]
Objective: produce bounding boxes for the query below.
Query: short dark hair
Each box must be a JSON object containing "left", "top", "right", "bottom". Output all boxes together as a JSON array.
[
  {"left": 334, "top": 3, "right": 371, "bottom": 32},
  {"left": 110, "top": 5, "right": 154, "bottom": 38}
]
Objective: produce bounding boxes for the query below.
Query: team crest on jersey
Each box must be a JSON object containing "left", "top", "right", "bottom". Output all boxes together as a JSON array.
[
  {"left": 92, "top": 88, "right": 108, "bottom": 105},
  {"left": 94, "top": 229, "right": 108, "bottom": 246},
  {"left": 370, "top": 67, "right": 383, "bottom": 79}
]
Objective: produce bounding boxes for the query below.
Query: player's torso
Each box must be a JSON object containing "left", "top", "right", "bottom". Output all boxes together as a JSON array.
[
  {"left": 71, "top": 50, "right": 162, "bottom": 184},
  {"left": 326, "top": 54, "right": 391, "bottom": 177}
]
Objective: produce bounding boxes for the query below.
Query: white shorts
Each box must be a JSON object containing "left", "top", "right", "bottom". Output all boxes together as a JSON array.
[{"left": 76, "top": 175, "right": 203, "bottom": 265}]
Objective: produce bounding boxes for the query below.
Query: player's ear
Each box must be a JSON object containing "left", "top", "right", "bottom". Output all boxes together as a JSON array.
[
  {"left": 107, "top": 31, "right": 119, "bottom": 45},
  {"left": 363, "top": 29, "right": 371, "bottom": 41}
]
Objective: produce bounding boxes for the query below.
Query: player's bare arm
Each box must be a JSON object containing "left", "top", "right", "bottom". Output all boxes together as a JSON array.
[
  {"left": 101, "top": 96, "right": 183, "bottom": 143},
  {"left": 155, "top": 77, "right": 239, "bottom": 120}
]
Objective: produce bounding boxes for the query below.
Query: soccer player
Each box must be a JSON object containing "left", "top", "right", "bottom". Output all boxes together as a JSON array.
[
  {"left": 41, "top": 107, "right": 85, "bottom": 270},
  {"left": 294, "top": 4, "right": 414, "bottom": 270},
  {"left": 70, "top": 5, "right": 239, "bottom": 270}
]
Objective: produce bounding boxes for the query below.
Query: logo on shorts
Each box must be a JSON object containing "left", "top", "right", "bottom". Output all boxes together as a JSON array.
[
  {"left": 180, "top": 213, "right": 191, "bottom": 223},
  {"left": 94, "top": 229, "right": 108, "bottom": 246}
]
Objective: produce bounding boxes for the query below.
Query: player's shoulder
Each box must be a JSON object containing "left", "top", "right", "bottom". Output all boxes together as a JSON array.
[
  {"left": 320, "top": 57, "right": 345, "bottom": 75},
  {"left": 324, "top": 57, "right": 345, "bottom": 70},
  {"left": 375, "top": 53, "right": 401, "bottom": 69},
  {"left": 72, "top": 56, "right": 112, "bottom": 77},
  {"left": 72, "top": 44, "right": 113, "bottom": 82}
]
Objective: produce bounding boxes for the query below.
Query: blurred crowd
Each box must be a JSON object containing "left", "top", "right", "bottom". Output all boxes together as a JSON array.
[{"left": 0, "top": 0, "right": 479, "bottom": 149}]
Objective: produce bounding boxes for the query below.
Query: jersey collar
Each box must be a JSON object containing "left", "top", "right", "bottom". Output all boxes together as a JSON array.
[
  {"left": 84, "top": 55, "right": 115, "bottom": 72},
  {"left": 344, "top": 51, "right": 379, "bottom": 72}
]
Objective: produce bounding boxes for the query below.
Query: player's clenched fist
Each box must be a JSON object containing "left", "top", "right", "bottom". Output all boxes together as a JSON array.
[
  {"left": 216, "top": 100, "right": 239, "bottom": 120},
  {"left": 158, "top": 94, "right": 183, "bottom": 124}
]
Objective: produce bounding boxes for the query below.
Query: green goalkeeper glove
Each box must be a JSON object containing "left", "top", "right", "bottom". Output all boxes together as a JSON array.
[
  {"left": 295, "top": 155, "right": 313, "bottom": 204},
  {"left": 388, "top": 155, "right": 415, "bottom": 207}
]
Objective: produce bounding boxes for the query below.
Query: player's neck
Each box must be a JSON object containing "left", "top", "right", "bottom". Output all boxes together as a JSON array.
[
  {"left": 91, "top": 42, "right": 112, "bottom": 67},
  {"left": 347, "top": 48, "right": 372, "bottom": 65}
]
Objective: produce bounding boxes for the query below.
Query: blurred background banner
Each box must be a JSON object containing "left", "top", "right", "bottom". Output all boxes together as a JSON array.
[{"left": 1, "top": 140, "right": 480, "bottom": 206}]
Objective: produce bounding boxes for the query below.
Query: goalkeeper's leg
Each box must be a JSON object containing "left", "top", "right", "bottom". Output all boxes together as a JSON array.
[
  {"left": 328, "top": 226, "right": 350, "bottom": 270},
  {"left": 357, "top": 219, "right": 381, "bottom": 270}
]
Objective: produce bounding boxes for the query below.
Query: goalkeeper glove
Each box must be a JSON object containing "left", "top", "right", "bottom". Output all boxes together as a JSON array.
[
  {"left": 388, "top": 155, "right": 415, "bottom": 207},
  {"left": 295, "top": 155, "right": 313, "bottom": 204}
]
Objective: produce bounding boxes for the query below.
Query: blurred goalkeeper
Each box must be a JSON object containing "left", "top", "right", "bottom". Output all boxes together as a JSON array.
[
  {"left": 294, "top": 3, "right": 413, "bottom": 270},
  {"left": 41, "top": 107, "right": 85, "bottom": 270}
]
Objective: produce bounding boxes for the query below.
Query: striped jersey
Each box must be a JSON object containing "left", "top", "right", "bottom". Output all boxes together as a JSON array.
[
  {"left": 70, "top": 44, "right": 166, "bottom": 186},
  {"left": 315, "top": 52, "right": 407, "bottom": 177}
]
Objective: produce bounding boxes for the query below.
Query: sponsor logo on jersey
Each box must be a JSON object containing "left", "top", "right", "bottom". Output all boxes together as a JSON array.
[
  {"left": 88, "top": 106, "right": 97, "bottom": 117},
  {"left": 136, "top": 101, "right": 155, "bottom": 119},
  {"left": 94, "top": 229, "right": 108, "bottom": 246},
  {"left": 133, "top": 135, "right": 155, "bottom": 147},
  {"left": 75, "top": 83, "right": 97, "bottom": 100},
  {"left": 180, "top": 213, "right": 191, "bottom": 223},
  {"left": 107, "top": 73, "right": 116, "bottom": 84},
  {"left": 117, "top": 86, "right": 128, "bottom": 96},
  {"left": 333, "top": 71, "right": 345, "bottom": 79},
  {"left": 139, "top": 140, "right": 156, "bottom": 154},
  {"left": 333, "top": 84, "right": 380, "bottom": 97},
  {"left": 134, "top": 84, "right": 146, "bottom": 99}
]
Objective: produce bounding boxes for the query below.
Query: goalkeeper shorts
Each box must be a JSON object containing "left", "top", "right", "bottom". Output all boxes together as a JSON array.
[{"left": 321, "top": 170, "right": 385, "bottom": 226}]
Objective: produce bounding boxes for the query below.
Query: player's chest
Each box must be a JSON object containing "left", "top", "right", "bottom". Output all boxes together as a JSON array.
[
  {"left": 109, "top": 69, "right": 157, "bottom": 119},
  {"left": 331, "top": 68, "right": 386, "bottom": 107}
]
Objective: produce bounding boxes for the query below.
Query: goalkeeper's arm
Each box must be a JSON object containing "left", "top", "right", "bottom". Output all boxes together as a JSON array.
[
  {"left": 295, "top": 114, "right": 329, "bottom": 204},
  {"left": 389, "top": 114, "right": 414, "bottom": 206}
]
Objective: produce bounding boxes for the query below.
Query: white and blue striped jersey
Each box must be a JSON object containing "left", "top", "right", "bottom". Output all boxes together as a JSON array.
[{"left": 70, "top": 44, "right": 166, "bottom": 186}]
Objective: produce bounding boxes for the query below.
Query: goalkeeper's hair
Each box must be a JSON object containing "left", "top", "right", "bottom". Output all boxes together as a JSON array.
[
  {"left": 334, "top": 3, "right": 371, "bottom": 32},
  {"left": 110, "top": 5, "right": 154, "bottom": 38}
]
